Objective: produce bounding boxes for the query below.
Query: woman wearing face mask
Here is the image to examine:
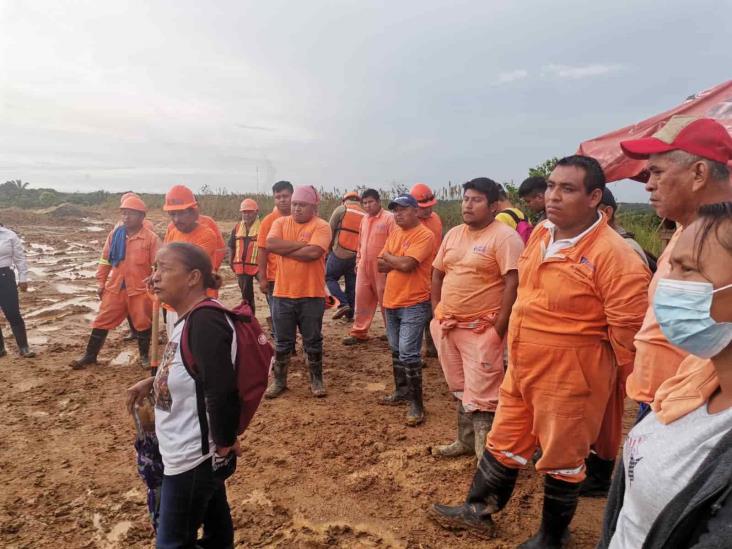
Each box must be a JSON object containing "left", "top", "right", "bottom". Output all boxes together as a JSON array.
[
  {"left": 126, "top": 242, "right": 241, "bottom": 549},
  {"left": 599, "top": 202, "right": 732, "bottom": 549}
]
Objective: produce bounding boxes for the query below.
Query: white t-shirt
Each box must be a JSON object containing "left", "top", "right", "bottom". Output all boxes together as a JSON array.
[
  {"left": 153, "top": 315, "right": 236, "bottom": 476},
  {"left": 609, "top": 403, "right": 732, "bottom": 549}
]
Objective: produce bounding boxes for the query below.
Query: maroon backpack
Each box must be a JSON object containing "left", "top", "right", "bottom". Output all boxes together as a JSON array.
[{"left": 180, "top": 299, "right": 272, "bottom": 435}]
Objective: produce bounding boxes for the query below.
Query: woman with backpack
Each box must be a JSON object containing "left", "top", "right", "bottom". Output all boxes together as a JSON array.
[{"left": 126, "top": 242, "right": 241, "bottom": 549}]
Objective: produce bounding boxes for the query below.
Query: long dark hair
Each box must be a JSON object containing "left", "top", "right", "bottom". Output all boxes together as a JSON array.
[{"left": 164, "top": 242, "right": 222, "bottom": 290}]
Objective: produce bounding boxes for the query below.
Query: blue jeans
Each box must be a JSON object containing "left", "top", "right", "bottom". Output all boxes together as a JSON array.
[
  {"left": 272, "top": 296, "right": 325, "bottom": 355},
  {"left": 385, "top": 301, "right": 431, "bottom": 364},
  {"left": 325, "top": 253, "right": 356, "bottom": 312},
  {"left": 156, "top": 459, "right": 233, "bottom": 549},
  {"left": 265, "top": 279, "right": 276, "bottom": 339}
]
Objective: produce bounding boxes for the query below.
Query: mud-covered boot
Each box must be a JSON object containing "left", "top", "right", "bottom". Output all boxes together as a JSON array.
[
  {"left": 123, "top": 316, "right": 138, "bottom": 341},
  {"left": 379, "top": 351, "right": 409, "bottom": 405},
  {"left": 432, "top": 402, "right": 474, "bottom": 457},
  {"left": 518, "top": 475, "right": 580, "bottom": 548},
  {"left": 70, "top": 328, "right": 108, "bottom": 370},
  {"left": 430, "top": 451, "right": 519, "bottom": 538},
  {"left": 404, "top": 361, "right": 425, "bottom": 426},
  {"left": 10, "top": 320, "right": 35, "bottom": 358},
  {"left": 472, "top": 411, "right": 495, "bottom": 460},
  {"left": 137, "top": 328, "right": 152, "bottom": 369},
  {"left": 579, "top": 453, "right": 614, "bottom": 497},
  {"left": 307, "top": 352, "right": 326, "bottom": 397},
  {"left": 265, "top": 352, "right": 289, "bottom": 399}
]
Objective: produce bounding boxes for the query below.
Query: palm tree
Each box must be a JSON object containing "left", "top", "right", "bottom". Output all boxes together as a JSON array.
[{"left": 6, "top": 179, "right": 30, "bottom": 190}]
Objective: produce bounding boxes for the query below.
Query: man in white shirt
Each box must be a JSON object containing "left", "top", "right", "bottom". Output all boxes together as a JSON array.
[{"left": 0, "top": 226, "right": 35, "bottom": 357}]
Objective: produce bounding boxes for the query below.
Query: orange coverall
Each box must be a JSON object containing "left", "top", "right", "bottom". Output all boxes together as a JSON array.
[
  {"left": 420, "top": 211, "right": 443, "bottom": 256},
  {"left": 93, "top": 227, "right": 160, "bottom": 331},
  {"left": 486, "top": 217, "right": 649, "bottom": 482},
  {"left": 349, "top": 209, "right": 396, "bottom": 340}
]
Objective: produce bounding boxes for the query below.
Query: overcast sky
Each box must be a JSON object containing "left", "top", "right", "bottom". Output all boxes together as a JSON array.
[{"left": 1, "top": 0, "right": 729, "bottom": 202}]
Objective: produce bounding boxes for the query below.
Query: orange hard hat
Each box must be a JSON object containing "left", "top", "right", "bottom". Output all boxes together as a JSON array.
[
  {"left": 343, "top": 191, "right": 360, "bottom": 201},
  {"left": 121, "top": 192, "right": 140, "bottom": 204},
  {"left": 410, "top": 182, "right": 437, "bottom": 208},
  {"left": 120, "top": 195, "right": 147, "bottom": 213},
  {"left": 163, "top": 185, "right": 197, "bottom": 211},
  {"left": 240, "top": 198, "right": 259, "bottom": 212}
]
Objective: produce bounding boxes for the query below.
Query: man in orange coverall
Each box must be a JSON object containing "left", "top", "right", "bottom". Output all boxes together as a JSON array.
[
  {"left": 342, "top": 188, "right": 396, "bottom": 345},
  {"left": 410, "top": 182, "right": 442, "bottom": 358},
  {"left": 567, "top": 117, "right": 732, "bottom": 499},
  {"left": 70, "top": 195, "right": 160, "bottom": 369},
  {"left": 431, "top": 155, "right": 650, "bottom": 548},
  {"left": 162, "top": 184, "right": 219, "bottom": 335}
]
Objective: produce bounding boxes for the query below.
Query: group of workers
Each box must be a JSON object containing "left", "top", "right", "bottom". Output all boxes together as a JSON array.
[{"left": 2, "top": 113, "right": 730, "bottom": 548}]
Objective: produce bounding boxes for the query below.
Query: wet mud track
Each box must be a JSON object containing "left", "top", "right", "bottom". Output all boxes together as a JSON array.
[{"left": 0, "top": 210, "right": 614, "bottom": 548}]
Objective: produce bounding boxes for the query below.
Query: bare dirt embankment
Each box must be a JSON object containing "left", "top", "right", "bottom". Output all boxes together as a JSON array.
[{"left": 0, "top": 208, "right": 617, "bottom": 548}]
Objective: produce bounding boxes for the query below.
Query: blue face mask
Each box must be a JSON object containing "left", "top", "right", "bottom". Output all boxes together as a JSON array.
[{"left": 654, "top": 279, "right": 732, "bottom": 359}]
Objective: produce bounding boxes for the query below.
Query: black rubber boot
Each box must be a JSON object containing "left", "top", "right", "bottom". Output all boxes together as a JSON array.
[
  {"left": 472, "top": 411, "right": 495, "bottom": 460},
  {"left": 430, "top": 451, "right": 519, "bottom": 538},
  {"left": 404, "top": 361, "right": 425, "bottom": 426},
  {"left": 70, "top": 328, "right": 108, "bottom": 370},
  {"left": 10, "top": 320, "right": 35, "bottom": 358},
  {"left": 265, "top": 351, "right": 289, "bottom": 399},
  {"left": 379, "top": 351, "right": 409, "bottom": 405},
  {"left": 137, "top": 328, "right": 152, "bottom": 369},
  {"left": 432, "top": 402, "right": 475, "bottom": 457},
  {"left": 307, "top": 351, "right": 326, "bottom": 398},
  {"left": 518, "top": 475, "right": 580, "bottom": 548},
  {"left": 579, "top": 453, "right": 614, "bottom": 497}
]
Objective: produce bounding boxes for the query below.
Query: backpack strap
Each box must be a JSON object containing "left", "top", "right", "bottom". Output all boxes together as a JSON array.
[{"left": 500, "top": 208, "right": 521, "bottom": 225}]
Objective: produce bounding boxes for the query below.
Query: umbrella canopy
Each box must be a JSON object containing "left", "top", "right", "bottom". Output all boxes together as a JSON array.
[{"left": 578, "top": 80, "right": 732, "bottom": 183}]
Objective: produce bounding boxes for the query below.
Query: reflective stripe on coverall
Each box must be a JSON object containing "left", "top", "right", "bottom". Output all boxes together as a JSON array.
[{"left": 486, "top": 217, "right": 649, "bottom": 482}]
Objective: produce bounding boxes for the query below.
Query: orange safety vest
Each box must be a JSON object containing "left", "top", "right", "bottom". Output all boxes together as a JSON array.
[
  {"left": 232, "top": 219, "right": 260, "bottom": 276},
  {"left": 336, "top": 202, "right": 366, "bottom": 253}
]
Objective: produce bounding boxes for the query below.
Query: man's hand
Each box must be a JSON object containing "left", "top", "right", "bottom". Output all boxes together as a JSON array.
[
  {"left": 18, "top": 282, "right": 28, "bottom": 292},
  {"left": 216, "top": 439, "right": 243, "bottom": 457},
  {"left": 126, "top": 377, "right": 155, "bottom": 414},
  {"left": 377, "top": 258, "right": 392, "bottom": 273}
]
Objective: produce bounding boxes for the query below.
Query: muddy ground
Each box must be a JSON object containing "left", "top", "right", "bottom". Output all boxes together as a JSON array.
[{"left": 0, "top": 207, "right": 622, "bottom": 548}]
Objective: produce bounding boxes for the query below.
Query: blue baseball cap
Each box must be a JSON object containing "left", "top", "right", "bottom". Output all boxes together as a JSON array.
[{"left": 388, "top": 194, "right": 418, "bottom": 210}]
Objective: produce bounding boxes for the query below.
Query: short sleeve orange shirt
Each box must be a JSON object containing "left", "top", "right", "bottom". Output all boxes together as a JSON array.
[
  {"left": 257, "top": 210, "right": 283, "bottom": 282},
  {"left": 381, "top": 224, "right": 435, "bottom": 309},
  {"left": 270, "top": 216, "right": 332, "bottom": 299},
  {"left": 433, "top": 222, "right": 524, "bottom": 321},
  {"left": 164, "top": 223, "right": 218, "bottom": 265}
]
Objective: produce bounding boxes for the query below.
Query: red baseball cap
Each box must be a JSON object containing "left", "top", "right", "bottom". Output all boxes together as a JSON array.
[{"left": 620, "top": 116, "right": 732, "bottom": 164}]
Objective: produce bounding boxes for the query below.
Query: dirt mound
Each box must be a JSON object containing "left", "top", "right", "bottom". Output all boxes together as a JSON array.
[{"left": 38, "top": 203, "right": 98, "bottom": 219}]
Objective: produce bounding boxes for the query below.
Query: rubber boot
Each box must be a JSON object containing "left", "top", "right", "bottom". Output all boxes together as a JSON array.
[
  {"left": 307, "top": 351, "right": 326, "bottom": 398},
  {"left": 265, "top": 351, "right": 289, "bottom": 399},
  {"left": 472, "top": 411, "right": 495, "bottom": 460},
  {"left": 10, "top": 320, "right": 35, "bottom": 358},
  {"left": 432, "top": 402, "right": 474, "bottom": 457},
  {"left": 404, "top": 361, "right": 425, "bottom": 426},
  {"left": 0, "top": 326, "right": 6, "bottom": 358},
  {"left": 518, "top": 475, "right": 580, "bottom": 548},
  {"left": 379, "top": 351, "right": 409, "bottom": 405},
  {"left": 430, "top": 451, "right": 519, "bottom": 538},
  {"left": 137, "top": 328, "right": 152, "bottom": 369},
  {"left": 579, "top": 453, "right": 614, "bottom": 498},
  {"left": 70, "top": 328, "right": 108, "bottom": 369}
]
